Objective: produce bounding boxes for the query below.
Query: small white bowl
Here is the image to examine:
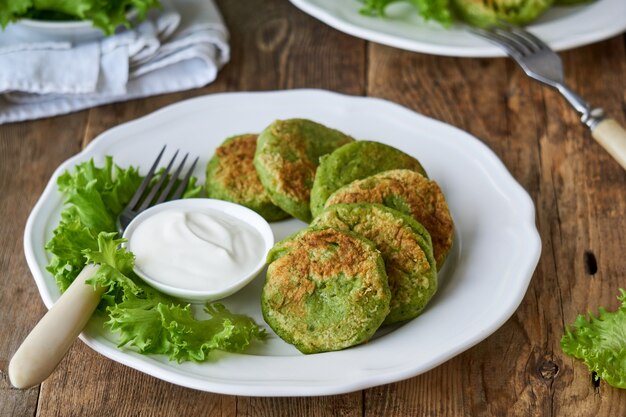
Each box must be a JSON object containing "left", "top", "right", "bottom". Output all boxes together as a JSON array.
[
  {"left": 10, "top": 8, "right": 138, "bottom": 43},
  {"left": 11, "top": 19, "right": 105, "bottom": 43},
  {"left": 122, "top": 199, "right": 274, "bottom": 303}
]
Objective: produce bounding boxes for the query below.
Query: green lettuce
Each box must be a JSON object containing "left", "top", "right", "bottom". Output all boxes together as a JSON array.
[
  {"left": 45, "top": 157, "right": 266, "bottom": 362},
  {"left": 46, "top": 157, "right": 143, "bottom": 291},
  {"left": 0, "top": 0, "right": 161, "bottom": 35},
  {"left": 561, "top": 290, "right": 626, "bottom": 389},
  {"left": 360, "top": 0, "right": 453, "bottom": 27},
  {"left": 0, "top": 0, "right": 31, "bottom": 28}
]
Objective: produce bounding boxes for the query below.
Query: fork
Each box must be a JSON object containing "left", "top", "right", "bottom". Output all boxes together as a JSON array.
[
  {"left": 9, "top": 147, "right": 198, "bottom": 389},
  {"left": 471, "top": 23, "right": 626, "bottom": 171},
  {"left": 117, "top": 146, "right": 198, "bottom": 231}
]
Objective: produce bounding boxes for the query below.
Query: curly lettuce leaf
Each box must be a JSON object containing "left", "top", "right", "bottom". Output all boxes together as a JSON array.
[
  {"left": 360, "top": 0, "right": 453, "bottom": 27},
  {"left": 46, "top": 156, "right": 202, "bottom": 290},
  {"left": 561, "top": 290, "right": 626, "bottom": 389},
  {"left": 57, "top": 156, "right": 143, "bottom": 219},
  {"left": 89, "top": 0, "right": 159, "bottom": 35},
  {"left": 0, "top": 0, "right": 31, "bottom": 28},
  {"left": 84, "top": 232, "right": 134, "bottom": 275},
  {"left": 83, "top": 232, "right": 141, "bottom": 307},
  {"left": 45, "top": 213, "right": 98, "bottom": 291},
  {"left": 1, "top": 0, "right": 161, "bottom": 35},
  {"left": 85, "top": 232, "right": 265, "bottom": 361},
  {"left": 108, "top": 298, "right": 266, "bottom": 362},
  {"left": 46, "top": 156, "right": 142, "bottom": 290},
  {"left": 45, "top": 157, "right": 264, "bottom": 362}
]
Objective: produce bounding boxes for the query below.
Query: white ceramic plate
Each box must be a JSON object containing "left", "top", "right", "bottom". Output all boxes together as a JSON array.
[
  {"left": 24, "top": 89, "right": 541, "bottom": 396},
  {"left": 289, "top": 0, "right": 626, "bottom": 57}
]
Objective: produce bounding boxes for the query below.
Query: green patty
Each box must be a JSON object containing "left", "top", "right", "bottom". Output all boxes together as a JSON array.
[
  {"left": 311, "top": 203, "right": 437, "bottom": 324},
  {"left": 262, "top": 227, "right": 390, "bottom": 354},
  {"left": 310, "top": 141, "right": 427, "bottom": 218},
  {"left": 324, "top": 169, "right": 454, "bottom": 269},
  {"left": 254, "top": 119, "right": 354, "bottom": 223},
  {"left": 206, "top": 134, "right": 289, "bottom": 222},
  {"left": 452, "top": 0, "right": 553, "bottom": 28}
]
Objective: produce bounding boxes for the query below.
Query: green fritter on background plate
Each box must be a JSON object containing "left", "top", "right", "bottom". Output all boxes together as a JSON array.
[
  {"left": 206, "top": 134, "right": 289, "bottom": 222},
  {"left": 324, "top": 169, "right": 454, "bottom": 269},
  {"left": 254, "top": 119, "right": 354, "bottom": 223},
  {"left": 359, "top": 0, "right": 583, "bottom": 29},
  {"left": 451, "top": 0, "right": 554, "bottom": 28},
  {"left": 310, "top": 141, "right": 427, "bottom": 218},
  {"left": 311, "top": 203, "right": 437, "bottom": 324},
  {"left": 262, "top": 227, "right": 390, "bottom": 354}
]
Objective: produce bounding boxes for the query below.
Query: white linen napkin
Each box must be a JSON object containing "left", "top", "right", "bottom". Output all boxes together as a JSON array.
[{"left": 0, "top": 0, "right": 229, "bottom": 124}]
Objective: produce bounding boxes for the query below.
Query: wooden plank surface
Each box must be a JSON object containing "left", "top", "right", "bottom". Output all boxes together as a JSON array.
[
  {"left": 1, "top": 0, "right": 625, "bottom": 416},
  {"left": 366, "top": 34, "right": 626, "bottom": 417}
]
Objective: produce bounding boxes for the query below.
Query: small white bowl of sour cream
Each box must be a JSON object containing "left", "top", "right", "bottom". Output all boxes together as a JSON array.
[{"left": 123, "top": 199, "right": 274, "bottom": 303}]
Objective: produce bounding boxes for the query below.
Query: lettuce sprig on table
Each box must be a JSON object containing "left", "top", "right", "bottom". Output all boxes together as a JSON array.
[
  {"left": 0, "top": 0, "right": 161, "bottom": 35},
  {"left": 45, "top": 156, "right": 266, "bottom": 362},
  {"left": 562, "top": 290, "right": 626, "bottom": 389}
]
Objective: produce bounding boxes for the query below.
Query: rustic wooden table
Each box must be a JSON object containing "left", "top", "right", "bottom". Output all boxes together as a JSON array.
[{"left": 2, "top": 1, "right": 625, "bottom": 416}]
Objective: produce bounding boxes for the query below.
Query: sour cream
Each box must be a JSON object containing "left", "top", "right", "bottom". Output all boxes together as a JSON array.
[{"left": 127, "top": 207, "right": 267, "bottom": 293}]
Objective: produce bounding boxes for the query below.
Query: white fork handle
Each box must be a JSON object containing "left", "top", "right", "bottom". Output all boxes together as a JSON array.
[
  {"left": 9, "top": 264, "right": 104, "bottom": 389},
  {"left": 592, "top": 118, "right": 626, "bottom": 171}
]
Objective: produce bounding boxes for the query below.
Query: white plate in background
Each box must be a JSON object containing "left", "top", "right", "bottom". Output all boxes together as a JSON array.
[
  {"left": 290, "top": 0, "right": 626, "bottom": 57},
  {"left": 24, "top": 89, "right": 541, "bottom": 396}
]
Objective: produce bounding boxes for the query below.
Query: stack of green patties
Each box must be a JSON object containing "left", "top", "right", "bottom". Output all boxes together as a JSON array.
[{"left": 205, "top": 119, "right": 454, "bottom": 354}]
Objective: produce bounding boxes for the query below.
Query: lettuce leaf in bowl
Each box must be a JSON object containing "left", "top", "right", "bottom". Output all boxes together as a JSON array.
[
  {"left": 0, "top": 0, "right": 31, "bottom": 27},
  {"left": 1, "top": 0, "right": 161, "bottom": 35}
]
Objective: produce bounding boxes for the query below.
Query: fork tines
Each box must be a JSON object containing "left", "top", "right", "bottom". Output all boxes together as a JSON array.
[
  {"left": 470, "top": 22, "right": 548, "bottom": 58},
  {"left": 121, "top": 146, "right": 198, "bottom": 224}
]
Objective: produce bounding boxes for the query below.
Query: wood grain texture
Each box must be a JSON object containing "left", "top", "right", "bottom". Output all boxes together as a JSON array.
[
  {"left": 366, "top": 30, "right": 626, "bottom": 417},
  {"left": 1, "top": 1, "right": 365, "bottom": 416},
  {"left": 0, "top": 114, "right": 88, "bottom": 417},
  {"left": 0, "top": 0, "right": 625, "bottom": 415}
]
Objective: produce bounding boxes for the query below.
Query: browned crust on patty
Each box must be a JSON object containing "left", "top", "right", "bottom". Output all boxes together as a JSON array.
[
  {"left": 212, "top": 134, "right": 266, "bottom": 200},
  {"left": 325, "top": 169, "right": 453, "bottom": 268},
  {"left": 266, "top": 229, "right": 387, "bottom": 314}
]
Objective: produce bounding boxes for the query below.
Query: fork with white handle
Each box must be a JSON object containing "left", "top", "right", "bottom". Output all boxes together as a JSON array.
[
  {"left": 9, "top": 147, "right": 198, "bottom": 389},
  {"left": 471, "top": 23, "right": 626, "bottom": 171}
]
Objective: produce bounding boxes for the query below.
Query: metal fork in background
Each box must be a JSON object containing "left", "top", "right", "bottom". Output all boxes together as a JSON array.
[
  {"left": 9, "top": 147, "right": 198, "bottom": 390},
  {"left": 471, "top": 23, "right": 626, "bottom": 171}
]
